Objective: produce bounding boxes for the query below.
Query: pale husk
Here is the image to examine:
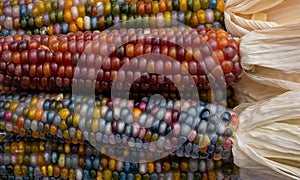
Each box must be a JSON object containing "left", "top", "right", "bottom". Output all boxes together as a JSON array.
[
  {"left": 233, "top": 91, "right": 300, "bottom": 180},
  {"left": 233, "top": 23, "right": 300, "bottom": 103},
  {"left": 225, "top": 0, "right": 300, "bottom": 37},
  {"left": 233, "top": 71, "right": 286, "bottom": 104}
]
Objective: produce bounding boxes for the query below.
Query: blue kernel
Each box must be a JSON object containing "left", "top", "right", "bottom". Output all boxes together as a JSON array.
[
  {"left": 0, "top": 145, "right": 3, "bottom": 153},
  {"left": 68, "top": 102, "right": 74, "bottom": 113},
  {"left": 28, "top": 166, "right": 34, "bottom": 176},
  {"left": 61, "top": 22, "right": 69, "bottom": 34},
  {"left": 63, "top": 99, "right": 71, "bottom": 108},
  {"left": 124, "top": 162, "right": 130, "bottom": 173},
  {"left": 83, "top": 169, "right": 90, "bottom": 179},
  {"left": 120, "top": 172, "right": 126, "bottom": 180},
  {"left": 176, "top": 145, "right": 184, "bottom": 157},
  {"left": 51, "top": 152, "right": 58, "bottom": 164},
  {"left": 207, "top": 145, "right": 215, "bottom": 154},
  {"left": 127, "top": 173, "right": 134, "bottom": 180},
  {"left": 124, "top": 124, "right": 132, "bottom": 137},
  {"left": 130, "top": 163, "right": 138, "bottom": 173},
  {"left": 200, "top": 152, "right": 209, "bottom": 159},
  {"left": 150, "top": 173, "right": 158, "bottom": 180},
  {"left": 46, "top": 110, "right": 55, "bottom": 124},
  {"left": 212, "top": 22, "right": 223, "bottom": 28},
  {"left": 222, "top": 112, "right": 231, "bottom": 123},
  {"left": 196, "top": 24, "right": 206, "bottom": 29},
  {"left": 0, "top": 165, "right": 7, "bottom": 175},
  {"left": 207, "top": 153, "right": 213, "bottom": 160},
  {"left": 200, "top": 109, "right": 210, "bottom": 120},
  {"left": 20, "top": 5, "right": 27, "bottom": 17},
  {"left": 86, "top": 97, "right": 95, "bottom": 106},
  {"left": 178, "top": 11, "right": 185, "bottom": 24},
  {"left": 178, "top": 112, "right": 187, "bottom": 124},
  {"left": 0, "top": 29, "right": 10, "bottom": 36},
  {"left": 150, "top": 120, "right": 159, "bottom": 133},
  {"left": 209, "top": 0, "right": 218, "bottom": 9},
  {"left": 87, "top": 107, "right": 94, "bottom": 118},
  {"left": 93, "top": 157, "right": 100, "bottom": 169},
  {"left": 211, "top": 134, "right": 218, "bottom": 144},
  {"left": 0, "top": 100, "right": 4, "bottom": 108},
  {"left": 0, "top": 109, "right": 5, "bottom": 119},
  {"left": 43, "top": 99, "right": 50, "bottom": 110},
  {"left": 85, "top": 158, "right": 92, "bottom": 170}
]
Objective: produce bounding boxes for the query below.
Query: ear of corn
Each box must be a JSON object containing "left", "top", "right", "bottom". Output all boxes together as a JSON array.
[
  {"left": 0, "top": 0, "right": 225, "bottom": 35},
  {"left": 0, "top": 28, "right": 241, "bottom": 96}
]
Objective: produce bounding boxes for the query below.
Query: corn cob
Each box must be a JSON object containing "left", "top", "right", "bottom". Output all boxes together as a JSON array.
[
  {"left": 0, "top": 0, "right": 225, "bottom": 35},
  {"left": 128, "top": 86, "right": 237, "bottom": 108},
  {"left": 0, "top": 86, "right": 237, "bottom": 107},
  {"left": 0, "top": 28, "right": 241, "bottom": 95},
  {"left": 0, "top": 92, "right": 238, "bottom": 162},
  {"left": 0, "top": 139, "right": 238, "bottom": 179}
]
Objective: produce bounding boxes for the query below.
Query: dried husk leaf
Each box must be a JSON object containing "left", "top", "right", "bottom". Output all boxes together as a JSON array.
[
  {"left": 233, "top": 91, "right": 300, "bottom": 179},
  {"left": 225, "top": 0, "right": 300, "bottom": 37},
  {"left": 232, "top": 23, "right": 300, "bottom": 103},
  {"left": 233, "top": 71, "right": 286, "bottom": 104}
]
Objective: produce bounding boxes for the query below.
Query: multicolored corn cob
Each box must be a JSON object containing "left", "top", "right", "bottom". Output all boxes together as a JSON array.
[
  {"left": 127, "top": 87, "right": 237, "bottom": 108},
  {"left": 0, "top": 0, "right": 225, "bottom": 35},
  {"left": 0, "top": 92, "right": 238, "bottom": 163},
  {"left": 0, "top": 87, "right": 234, "bottom": 109},
  {"left": 0, "top": 28, "right": 241, "bottom": 96},
  {"left": 0, "top": 139, "right": 238, "bottom": 179}
]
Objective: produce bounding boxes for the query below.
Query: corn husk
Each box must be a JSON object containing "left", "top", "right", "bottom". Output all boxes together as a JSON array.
[
  {"left": 233, "top": 71, "right": 286, "bottom": 104},
  {"left": 225, "top": 0, "right": 300, "bottom": 37},
  {"left": 233, "top": 91, "right": 300, "bottom": 179},
  {"left": 232, "top": 23, "right": 300, "bottom": 103}
]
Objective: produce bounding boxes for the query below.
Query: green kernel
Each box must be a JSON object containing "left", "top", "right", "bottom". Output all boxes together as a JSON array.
[
  {"left": 22, "top": 107, "right": 29, "bottom": 117},
  {"left": 224, "top": 128, "right": 233, "bottom": 137},
  {"left": 51, "top": 0, "right": 58, "bottom": 10},
  {"left": 135, "top": 14, "right": 142, "bottom": 28},
  {"left": 4, "top": 101, "right": 11, "bottom": 110},
  {"left": 85, "top": 3, "right": 92, "bottom": 16},
  {"left": 129, "top": 2, "right": 136, "bottom": 15},
  {"left": 214, "top": 9, "right": 222, "bottom": 21},
  {"left": 55, "top": 102, "right": 63, "bottom": 112},
  {"left": 185, "top": 10, "right": 192, "bottom": 26},
  {"left": 142, "top": 14, "right": 149, "bottom": 28},
  {"left": 216, "top": 136, "right": 225, "bottom": 146},
  {"left": 58, "top": 154, "right": 66, "bottom": 167},
  {"left": 25, "top": 30, "right": 32, "bottom": 35},
  {"left": 33, "top": 28, "right": 40, "bottom": 35},
  {"left": 173, "top": 0, "right": 180, "bottom": 11},
  {"left": 49, "top": 11, "right": 57, "bottom": 24},
  {"left": 201, "top": 0, "right": 209, "bottom": 9},
  {"left": 20, "top": 18, "right": 27, "bottom": 29},
  {"left": 187, "top": 0, "right": 194, "bottom": 10},
  {"left": 105, "top": 14, "right": 113, "bottom": 27},
  {"left": 57, "top": 9, "right": 64, "bottom": 23},
  {"left": 0, "top": 121, "right": 5, "bottom": 130},
  {"left": 171, "top": 161, "right": 179, "bottom": 170},
  {"left": 121, "top": 2, "right": 129, "bottom": 14},
  {"left": 121, "top": 13, "right": 127, "bottom": 26},
  {"left": 112, "top": 3, "right": 120, "bottom": 15},
  {"left": 112, "top": 171, "right": 119, "bottom": 180},
  {"left": 28, "top": 16, "right": 35, "bottom": 27},
  {"left": 24, "top": 155, "right": 30, "bottom": 165},
  {"left": 215, "top": 160, "right": 223, "bottom": 168},
  {"left": 142, "top": 174, "right": 149, "bottom": 180}
]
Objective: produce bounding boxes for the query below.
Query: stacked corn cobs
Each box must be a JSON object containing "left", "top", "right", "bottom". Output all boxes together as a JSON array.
[{"left": 0, "top": 0, "right": 241, "bottom": 179}]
